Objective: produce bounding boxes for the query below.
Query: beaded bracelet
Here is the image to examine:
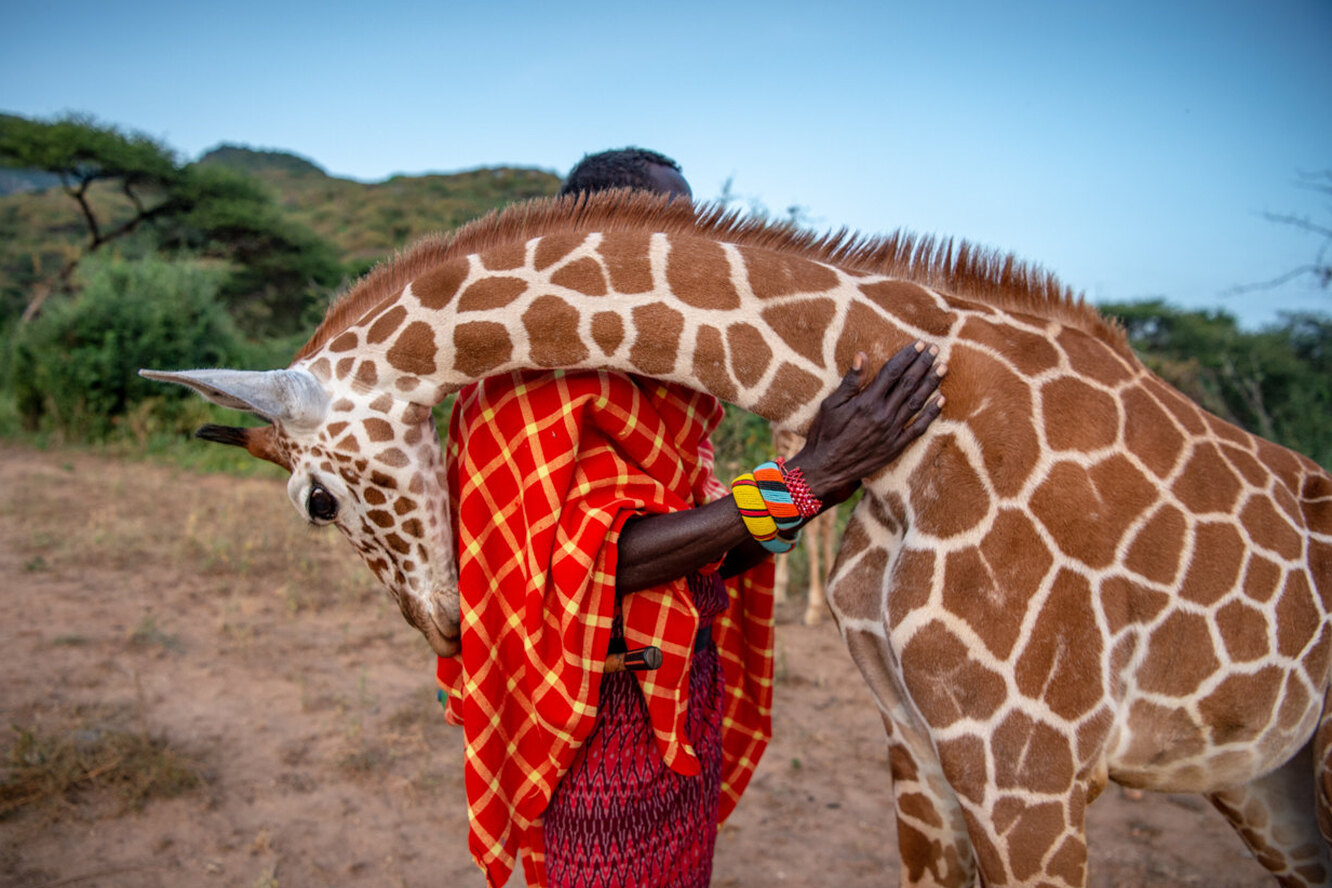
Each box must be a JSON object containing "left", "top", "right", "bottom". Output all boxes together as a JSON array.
[
  {"left": 776, "top": 457, "right": 824, "bottom": 518},
  {"left": 753, "top": 461, "right": 801, "bottom": 532},
  {"left": 730, "top": 472, "right": 796, "bottom": 553}
]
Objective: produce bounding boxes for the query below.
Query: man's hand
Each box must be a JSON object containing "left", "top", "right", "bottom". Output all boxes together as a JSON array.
[{"left": 787, "top": 341, "right": 946, "bottom": 508}]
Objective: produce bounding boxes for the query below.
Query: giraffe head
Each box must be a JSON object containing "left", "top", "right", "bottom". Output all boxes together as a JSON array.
[{"left": 139, "top": 366, "right": 462, "bottom": 657}]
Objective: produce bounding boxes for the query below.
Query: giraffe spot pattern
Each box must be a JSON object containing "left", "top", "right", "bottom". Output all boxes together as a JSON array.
[
  {"left": 1123, "top": 505, "right": 1187, "bottom": 585},
  {"left": 902, "top": 622, "right": 1007, "bottom": 727},
  {"left": 725, "top": 323, "right": 772, "bottom": 389},
  {"left": 946, "top": 346, "right": 1039, "bottom": 498},
  {"left": 386, "top": 321, "right": 437, "bottom": 377},
  {"left": 1215, "top": 599, "right": 1272, "bottom": 662},
  {"left": 1173, "top": 443, "right": 1244, "bottom": 515},
  {"left": 859, "top": 280, "right": 953, "bottom": 336},
  {"left": 524, "top": 295, "right": 590, "bottom": 367},
  {"left": 666, "top": 238, "right": 740, "bottom": 310},
  {"left": 355, "top": 361, "right": 378, "bottom": 389},
  {"left": 911, "top": 434, "right": 990, "bottom": 539},
  {"left": 1179, "top": 522, "right": 1245, "bottom": 605},
  {"left": 691, "top": 325, "right": 737, "bottom": 404},
  {"left": 330, "top": 331, "right": 359, "bottom": 353},
  {"left": 1057, "top": 326, "right": 1133, "bottom": 387},
  {"left": 1243, "top": 554, "right": 1283, "bottom": 603},
  {"left": 1014, "top": 569, "right": 1104, "bottom": 720},
  {"left": 992, "top": 711, "right": 1075, "bottom": 794},
  {"left": 1241, "top": 495, "right": 1304, "bottom": 560},
  {"left": 1197, "top": 667, "right": 1283, "bottom": 746},
  {"left": 943, "top": 509, "right": 1051, "bottom": 659},
  {"left": 886, "top": 547, "right": 934, "bottom": 627},
  {"left": 598, "top": 231, "right": 654, "bottom": 294},
  {"left": 1138, "top": 611, "right": 1221, "bottom": 696},
  {"left": 458, "top": 276, "right": 528, "bottom": 312},
  {"left": 549, "top": 257, "right": 608, "bottom": 296},
  {"left": 958, "top": 316, "right": 1061, "bottom": 377},
  {"left": 1121, "top": 385, "right": 1187, "bottom": 479},
  {"left": 832, "top": 301, "right": 907, "bottom": 374},
  {"left": 1041, "top": 376, "right": 1118, "bottom": 452},
  {"left": 760, "top": 299, "right": 835, "bottom": 369},
  {"left": 453, "top": 322, "right": 513, "bottom": 378},
  {"left": 479, "top": 240, "right": 526, "bottom": 271},
  {"left": 1030, "top": 456, "right": 1157, "bottom": 569},
  {"left": 1276, "top": 573, "right": 1319, "bottom": 658},
  {"left": 628, "top": 303, "right": 683, "bottom": 377},
  {"left": 335, "top": 357, "right": 354, "bottom": 379},
  {"left": 364, "top": 418, "right": 393, "bottom": 442},
  {"left": 753, "top": 363, "right": 824, "bottom": 425},
  {"left": 1000, "top": 800, "right": 1066, "bottom": 882},
  {"left": 533, "top": 232, "right": 587, "bottom": 272},
  {"left": 367, "top": 305, "right": 408, "bottom": 344},
  {"left": 738, "top": 246, "right": 839, "bottom": 299},
  {"left": 413, "top": 259, "right": 468, "bottom": 310}
]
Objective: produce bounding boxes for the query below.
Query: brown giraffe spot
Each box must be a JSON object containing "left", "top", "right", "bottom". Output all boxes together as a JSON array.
[
  {"left": 1014, "top": 569, "right": 1104, "bottom": 720},
  {"left": 1276, "top": 572, "right": 1319, "bottom": 658},
  {"left": 396, "top": 377, "right": 420, "bottom": 393},
  {"left": 1220, "top": 442, "right": 1269, "bottom": 487},
  {"left": 364, "top": 418, "right": 393, "bottom": 442},
  {"left": 666, "top": 238, "right": 740, "bottom": 309},
  {"left": 901, "top": 621, "right": 1007, "bottom": 727},
  {"left": 401, "top": 518, "right": 424, "bottom": 538},
  {"left": 1122, "top": 384, "right": 1187, "bottom": 479},
  {"left": 598, "top": 231, "right": 655, "bottom": 294},
  {"left": 831, "top": 302, "right": 915, "bottom": 379},
  {"left": 934, "top": 735, "right": 989, "bottom": 808},
  {"left": 550, "top": 257, "right": 609, "bottom": 296},
  {"left": 833, "top": 547, "right": 891, "bottom": 623},
  {"left": 760, "top": 298, "right": 835, "bottom": 369},
  {"left": 1141, "top": 375, "right": 1208, "bottom": 435},
  {"left": 386, "top": 321, "right": 437, "bottom": 376},
  {"left": 334, "top": 435, "right": 361, "bottom": 453},
  {"left": 479, "top": 239, "right": 526, "bottom": 271},
  {"left": 1057, "top": 326, "right": 1134, "bottom": 387},
  {"left": 992, "top": 711, "right": 1076, "bottom": 794},
  {"left": 329, "top": 331, "right": 358, "bottom": 353},
  {"left": 1137, "top": 611, "right": 1221, "bottom": 696},
  {"left": 858, "top": 280, "right": 953, "bottom": 336},
  {"left": 1173, "top": 443, "right": 1244, "bottom": 515},
  {"left": 1204, "top": 411, "right": 1255, "bottom": 448},
  {"left": 354, "top": 361, "right": 378, "bottom": 389},
  {"left": 403, "top": 424, "right": 423, "bottom": 446},
  {"left": 369, "top": 393, "right": 392, "bottom": 412},
  {"left": 960, "top": 810, "right": 1008, "bottom": 887},
  {"left": 366, "top": 509, "right": 394, "bottom": 528},
  {"left": 1076, "top": 707, "right": 1114, "bottom": 762},
  {"left": 533, "top": 232, "right": 588, "bottom": 272},
  {"left": 1303, "top": 624, "right": 1331, "bottom": 687},
  {"left": 942, "top": 510, "right": 1051, "bottom": 659},
  {"left": 453, "top": 321, "right": 513, "bottom": 377},
  {"left": 393, "top": 497, "right": 417, "bottom": 515},
  {"left": 1123, "top": 700, "right": 1207, "bottom": 766},
  {"left": 1046, "top": 836, "right": 1088, "bottom": 888},
  {"left": 1197, "top": 667, "right": 1283, "bottom": 745},
  {"left": 628, "top": 303, "right": 684, "bottom": 377},
  {"left": 1243, "top": 554, "right": 1283, "bottom": 603},
  {"left": 1277, "top": 673, "right": 1313, "bottom": 732},
  {"left": 943, "top": 345, "right": 1040, "bottom": 498},
  {"left": 524, "top": 295, "right": 590, "bottom": 367},
  {"left": 886, "top": 547, "right": 934, "bottom": 627},
  {"left": 384, "top": 533, "right": 411, "bottom": 555},
  {"left": 367, "top": 305, "right": 408, "bottom": 344},
  {"left": 364, "top": 487, "right": 387, "bottom": 505},
  {"left": 1215, "top": 599, "right": 1272, "bottom": 662},
  {"left": 1031, "top": 456, "right": 1158, "bottom": 568},
  {"left": 376, "top": 447, "right": 408, "bottom": 468},
  {"left": 308, "top": 357, "right": 331, "bottom": 380},
  {"left": 1002, "top": 799, "right": 1067, "bottom": 883},
  {"left": 958, "top": 316, "right": 1061, "bottom": 376},
  {"left": 726, "top": 322, "right": 773, "bottom": 389},
  {"left": 458, "top": 276, "right": 528, "bottom": 312},
  {"left": 591, "top": 312, "right": 625, "bottom": 356},
  {"left": 326, "top": 421, "right": 349, "bottom": 437},
  {"left": 1179, "top": 521, "right": 1246, "bottom": 606},
  {"left": 337, "top": 356, "right": 357, "bottom": 380},
  {"left": 910, "top": 434, "right": 990, "bottom": 539},
  {"left": 413, "top": 259, "right": 468, "bottom": 310},
  {"left": 737, "top": 246, "right": 839, "bottom": 299},
  {"left": 895, "top": 791, "right": 945, "bottom": 829},
  {"left": 691, "top": 325, "right": 738, "bottom": 404},
  {"left": 753, "top": 363, "right": 824, "bottom": 425},
  {"left": 1241, "top": 495, "right": 1304, "bottom": 560},
  {"left": 1123, "top": 505, "right": 1187, "bottom": 584},
  {"left": 1041, "top": 376, "right": 1119, "bottom": 451}
]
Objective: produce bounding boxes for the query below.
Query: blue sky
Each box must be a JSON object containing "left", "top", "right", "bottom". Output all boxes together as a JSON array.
[{"left": 3, "top": 0, "right": 1329, "bottom": 327}]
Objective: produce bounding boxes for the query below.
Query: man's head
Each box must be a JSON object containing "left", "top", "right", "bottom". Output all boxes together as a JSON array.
[{"left": 559, "top": 147, "right": 692, "bottom": 199}]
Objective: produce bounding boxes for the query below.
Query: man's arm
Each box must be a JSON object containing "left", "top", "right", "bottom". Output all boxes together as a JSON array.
[{"left": 614, "top": 342, "right": 945, "bottom": 595}]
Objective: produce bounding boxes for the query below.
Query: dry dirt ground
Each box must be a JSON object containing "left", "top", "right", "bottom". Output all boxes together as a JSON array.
[{"left": 0, "top": 443, "right": 1279, "bottom": 887}]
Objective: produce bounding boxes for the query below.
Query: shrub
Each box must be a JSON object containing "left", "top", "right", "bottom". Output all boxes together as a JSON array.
[{"left": 12, "top": 255, "right": 246, "bottom": 439}]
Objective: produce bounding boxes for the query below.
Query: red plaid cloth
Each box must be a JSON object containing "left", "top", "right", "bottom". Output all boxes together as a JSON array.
[{"left": 435, "top": 369, "right": 775, "bottom": 888}]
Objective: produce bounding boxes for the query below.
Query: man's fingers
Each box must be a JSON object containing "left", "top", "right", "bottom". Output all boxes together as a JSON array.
[
  {"left": 829, "top": 351, "right": 868, "bottom": 405},
  {"left": 865, "top": 341, "right": 930, "bottom": 400}
]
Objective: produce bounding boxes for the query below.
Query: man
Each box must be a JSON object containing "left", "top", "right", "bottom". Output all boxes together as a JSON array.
[{"left": 437, "top": 148, "right": 944, "bottom": 887}]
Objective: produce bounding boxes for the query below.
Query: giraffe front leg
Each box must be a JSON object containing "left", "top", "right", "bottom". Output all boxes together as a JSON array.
[{"left": 1209, "top": 734, "right": 1332, "bottom": 886}]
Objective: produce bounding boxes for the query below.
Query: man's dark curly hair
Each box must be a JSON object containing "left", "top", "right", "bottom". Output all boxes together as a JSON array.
[{"left": 559, "top": 147, "right": 684, "bottom": 197}]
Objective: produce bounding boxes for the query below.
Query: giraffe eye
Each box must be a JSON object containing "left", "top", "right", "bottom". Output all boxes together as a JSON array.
[{"left": 307, "top": 485, "right": 339, "bottom": 523}]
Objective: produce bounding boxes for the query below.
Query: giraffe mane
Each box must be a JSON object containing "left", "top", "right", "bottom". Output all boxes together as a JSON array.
[{"left": 296, "top": 190, "right": 1129, "bottom": 362}]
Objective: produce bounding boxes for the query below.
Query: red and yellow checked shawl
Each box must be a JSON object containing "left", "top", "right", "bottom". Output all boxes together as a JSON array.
[{"left": 434, "top": 369, "right": 775, "bottom": 888}]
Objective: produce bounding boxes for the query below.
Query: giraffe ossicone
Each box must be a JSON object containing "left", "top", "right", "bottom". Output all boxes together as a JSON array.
[{"left": 143, "top": 191, "right": 1332, "bottom": 887}]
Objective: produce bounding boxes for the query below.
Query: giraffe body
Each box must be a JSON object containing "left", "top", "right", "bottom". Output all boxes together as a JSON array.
[{"left": 144, "top": 193, "right": 1332, "bottom": 886}]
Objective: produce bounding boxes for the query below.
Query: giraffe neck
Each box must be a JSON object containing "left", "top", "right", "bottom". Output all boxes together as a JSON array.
[{"left": 297, "top": 229, "right": 945, "bottom": 431}]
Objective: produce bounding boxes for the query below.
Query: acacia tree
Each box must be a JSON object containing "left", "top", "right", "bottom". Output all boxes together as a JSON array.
[{"left": 0, "top": 113, "right": 342, "bottom": 333}]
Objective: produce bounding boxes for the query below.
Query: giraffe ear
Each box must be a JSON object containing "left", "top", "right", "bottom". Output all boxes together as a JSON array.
[{"left": 138, "top": 368, "right": 329, "bottom": 431}]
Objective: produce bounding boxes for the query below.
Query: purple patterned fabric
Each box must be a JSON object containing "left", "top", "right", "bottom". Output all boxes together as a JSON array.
[{"left": 541, "top": 572, "right": 730, "bottom": 888}]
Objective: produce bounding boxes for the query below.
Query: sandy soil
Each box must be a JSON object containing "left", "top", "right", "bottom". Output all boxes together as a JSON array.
[{"left": 0, "top": 444, "right": 1277, "bottom": 887}]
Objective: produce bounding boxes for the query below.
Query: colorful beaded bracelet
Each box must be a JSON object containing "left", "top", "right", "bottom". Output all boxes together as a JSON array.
[
  {"left": 776, "top": 457, "right": 824, "bottom": 518},
  {"left": 730, "top": 472, "right": 796, "bottom": 553}
]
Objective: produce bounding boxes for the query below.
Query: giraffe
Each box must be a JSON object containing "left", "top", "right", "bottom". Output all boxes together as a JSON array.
[
  {"left": 771, "top": 427, "right": 838, "bottom": 626},
  {"left": 142, "top": 191, "right": 1332, "bottom": 887}
]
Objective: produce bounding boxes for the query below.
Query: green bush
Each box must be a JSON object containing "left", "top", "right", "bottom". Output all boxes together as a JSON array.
[{"left": 12, "top": 256, "right": 246, "bottom": 440}]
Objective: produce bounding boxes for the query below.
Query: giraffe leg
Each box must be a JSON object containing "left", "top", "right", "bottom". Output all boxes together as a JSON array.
[
  {"left": 1207, "top": 737, "right": 1332, "bottom": 887},
  {"left": 881, "top": 713, "right": 978, "bottom": 888}
]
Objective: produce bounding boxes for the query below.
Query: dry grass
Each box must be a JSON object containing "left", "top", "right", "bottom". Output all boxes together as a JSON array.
[{"left": 0, "top": 707, "right": 207, "bottom": 819}]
